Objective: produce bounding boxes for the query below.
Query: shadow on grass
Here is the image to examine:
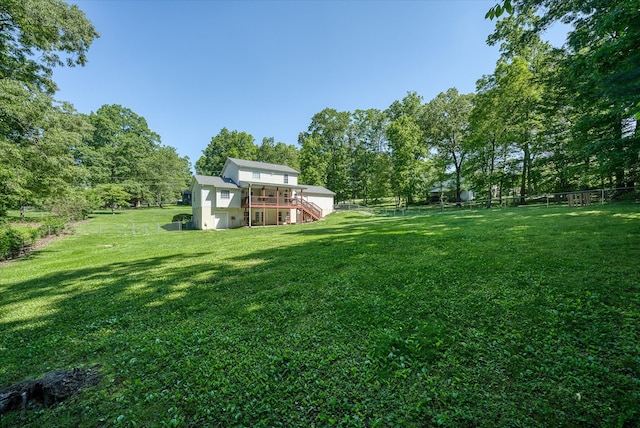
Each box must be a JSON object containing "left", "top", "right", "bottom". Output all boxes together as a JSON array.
[{"left": 0, "top": 206, "right": 638, "bottom": 426}]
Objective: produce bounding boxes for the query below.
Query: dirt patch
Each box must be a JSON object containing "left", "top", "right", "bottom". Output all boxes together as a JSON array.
[{"left": 0, "top": 366, "right": 102, "bottom": 414}]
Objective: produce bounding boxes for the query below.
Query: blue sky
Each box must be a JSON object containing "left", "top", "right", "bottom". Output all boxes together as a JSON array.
[{"left": 53, "top": 1, "right": 564, "bottom": 168}]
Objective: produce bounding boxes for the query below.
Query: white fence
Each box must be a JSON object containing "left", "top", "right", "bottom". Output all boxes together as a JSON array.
[{"left": 76, "top": 221, "right": 189, "bottom": 235}]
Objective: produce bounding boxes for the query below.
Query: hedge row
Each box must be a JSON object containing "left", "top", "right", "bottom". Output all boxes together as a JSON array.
[{"left": 0, "top": 218, "right": 67, "bottom": 261}]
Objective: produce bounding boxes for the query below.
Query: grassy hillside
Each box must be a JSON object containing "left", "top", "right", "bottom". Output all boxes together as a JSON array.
[{"left": 1, "top": 205, "right": 639, "bottom": 426}]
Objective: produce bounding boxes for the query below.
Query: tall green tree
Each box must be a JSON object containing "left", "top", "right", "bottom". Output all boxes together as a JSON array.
[
  {"left": 0, "top": 0, "right": 98, "bottom": 217},
  {"left": 0, "top": 80, "right": 92, "bottom": 217},
  {"left": 300, "top": 109, "right": 351, "bottom": 201},
  {"left": 487, "top": 0, "right": 640, "bottom": 188},
  {"left": 386, "top": 116, "right": 424, "bottom": 206},
  {"left": 88, "top": 183, "right": 130, "bottom": 214},
  {"left": 0, "top": 0, "right": 99, "bottom": 94},
  {"left": 298, "top": 133, "right": 327, "bottom": 186},
  {"left": 257, "top": 137, "right": 299, "bottom": 170},
  {"left": 85, "top": 104, "right": 161, "bottom": 186},
  {"left": 349, "top": 109, "right": 389, "bottom": 203},
  {"left": 146, "top": 145, "right": 192, "bottom": 207},
  {"left": 195, "top": 128, "right": 257, "bottom": 176},
  {"left": 424, "top": 88, "right": 474, "bottom": 202},
  {"left": 487, "top": 13, "right": 553, "bottom": 202}
]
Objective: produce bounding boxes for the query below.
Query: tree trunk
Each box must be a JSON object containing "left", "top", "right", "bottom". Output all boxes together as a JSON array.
[
  {"left": 520, "top": 141, "right": 530, "bottom": 204},
  {"left": 487, "top": 138, "right": 496, "bottom": 208}
]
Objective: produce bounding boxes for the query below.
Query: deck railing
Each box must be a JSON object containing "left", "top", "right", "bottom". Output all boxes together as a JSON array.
[
  {"left": 241, "top": 196, "right": 323, "bottom": 220},
  {"left": 242, "top": 196, "right": 293, "bottom": 206}
]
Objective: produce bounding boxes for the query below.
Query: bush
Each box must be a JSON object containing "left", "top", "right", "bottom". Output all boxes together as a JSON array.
[
  {"left": 172, "top": 213, "right": 192, "bottom": 223},
  {"left": 0, "top": 226, "right": 35, "bottom": 261},
  {"left": 38, "top": 217, "right": 67, "bottom": 237}
]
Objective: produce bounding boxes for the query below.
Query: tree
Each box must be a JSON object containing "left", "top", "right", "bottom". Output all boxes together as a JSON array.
[
  {"left": 0, "top": 0, "right": 98, "bottom": 218},
  {"left": 0, "top": 80, "right": 92, "bottom": 218},
  {"left": 300, "top": 109, "right": 352, "bottom": 202},
  {"left": 88, "top": 183, "right": 130, "bottom": 214},
  {"left": 146, "top": 145, "right": 192, "bottom": 207},
  {"left": 487, "top": 0, "right": 640, "bottom": 189},
  {"left": 424, "top": 88, "right": 474, "bottom": 202},
  {"left": 298, "top": 133, "right": 327, "bottom": 186},
  {"left": 195, "top": 128, "right": 257, "bottom": 176},
  {"left": 350, "top": 109, "right": 389, "bottom": 203},
  {"left": 386, "top": 116, "right": 424, "bottom": 206},
  {"left": 85, "top": 104, "right": 160, "bottom": 184},
  {"left": 257, "top": 137, "right": 299, "bottom": 170},
  {"left": 0, "top": 0, "right": 99, "bottom": 94},
  {"left": 486, "top": 12, "right": 553, "bottom": 202}
]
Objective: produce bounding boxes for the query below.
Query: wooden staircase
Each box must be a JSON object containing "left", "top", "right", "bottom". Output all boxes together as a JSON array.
[{"left": 292, "top": 197, "right": 322, "bottom": 222}]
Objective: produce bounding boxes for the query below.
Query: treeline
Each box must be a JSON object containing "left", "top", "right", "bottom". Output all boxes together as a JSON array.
[
  {"left": 0, "top": 1, "right": 191, "bottom": 220},
  {"left": 2, "top": 0, "right": 638, "bottom": 223},
  {"left": 196, "top": 0, "right": 639, "bottom": 206}
]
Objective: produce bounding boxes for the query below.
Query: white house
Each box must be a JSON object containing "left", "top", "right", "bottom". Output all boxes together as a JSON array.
[{"left": 191, "top": 158, "right": 335, "bottom": 230}]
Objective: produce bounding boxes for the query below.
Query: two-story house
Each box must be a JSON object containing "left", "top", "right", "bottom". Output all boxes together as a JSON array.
[{"left": 191, "top": 158, "right": 335, "bottom": 230}]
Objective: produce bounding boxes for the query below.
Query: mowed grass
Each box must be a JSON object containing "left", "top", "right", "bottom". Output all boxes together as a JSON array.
[{"left": 1, "top": 205, "right": 639, "bottom": 427}]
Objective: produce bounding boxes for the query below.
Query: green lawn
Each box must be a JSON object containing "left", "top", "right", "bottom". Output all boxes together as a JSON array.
[{"left": 1, "top": 205, "right": 639, "bottom": 426}]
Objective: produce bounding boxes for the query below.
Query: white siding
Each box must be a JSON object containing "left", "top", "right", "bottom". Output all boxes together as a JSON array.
[
  {"left": 237, "top": 167, "right": 298, "bottom": 186},
  {"left": 304, "top": 194, "right": 334, "bottom": 217},
  {"left": 217, "top": 189, "right": 241, "bottom": 208},
  {"left": 223, "top": 163, "right": 240, "bottom": 183}
]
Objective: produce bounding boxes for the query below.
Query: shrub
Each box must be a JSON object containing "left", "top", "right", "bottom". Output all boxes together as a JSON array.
[
  {"left": 172, "top": 213, "right": 192, "bottom": 223},
  {"left": 38, "top": 217, "right": 67, "bottom": 237},
  {"left": 0, "top": 226, "right": 35, "bottom": 261}
]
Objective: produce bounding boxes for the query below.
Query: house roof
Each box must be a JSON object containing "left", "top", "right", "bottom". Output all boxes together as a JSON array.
[
  {"left": 193, "top": 175, "right": 240, "bottom": 189},
  {"left": 239, "top": 180, "right": 307, "bottom": 189},
  {"left": 225, "top": 158, "right": 299, "bottom": 174},
  {"left": 300, "top": 185, "right": 336, "bottom": 195}
]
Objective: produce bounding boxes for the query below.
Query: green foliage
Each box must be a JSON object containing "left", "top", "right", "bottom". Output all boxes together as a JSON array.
[
  {"left": 298, "top": 108, "right": 353, "bottom": 202},
  {"left": 386, "top": 115, "right": 424, "bottom": 205},
  {"left": 0, "top": 80, "right": 92, "bottom": 215},
  {"left": 0, "top": 216, "right": 68, "bottom": 261},
  {"left": 88, "top": 183, "right": 131, "bottom": 213},
  {"left": 0, "top": 226, "right": 33, "bottom": 260},
  {"left": 171, "top": 213, "right": 192, "bottom": 223},
  {"left": 0, "top": 0, "right": 97, "bottom": 219},
  {"left": 195, "top": 128, "right": 258, "bottom": 176},
  {"left": 424, "top": 88, "right": 475, "bottom": 201},
  {"left": 257, "top": 137, "right": 300, "bottom": 170},
  {"left": 0, "top": 0, "right": 99, "bottom": 94},
  {"left": 38, "top": 217, "right": 67, "bottom": 237},
  {"left": 485, "top": 0, "right": 640, "bottom": 189}
]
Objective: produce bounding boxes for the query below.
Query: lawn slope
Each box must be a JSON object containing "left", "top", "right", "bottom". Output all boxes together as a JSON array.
[{"left": 1, "top": 205, "right": 639, "bottom": 426}]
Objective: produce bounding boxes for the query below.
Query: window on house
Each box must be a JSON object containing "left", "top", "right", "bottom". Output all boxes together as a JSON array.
[
  {"left": 284, "top": 174, "right": 289, "bottom": 184},
  {"left": 254, "top": 211, "right": 262, "bottom": 223},
  {"left": 253, "top": 171, "right": 260, "bottom": 179},
  {"left": 221, "top": 190, "right": 230, "bottom": 199}
]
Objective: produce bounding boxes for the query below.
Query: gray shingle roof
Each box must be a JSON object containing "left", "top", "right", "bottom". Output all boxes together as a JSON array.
[
  {"left": 193, "top": 175, "right": 240, "bottom": 189},
  {"left": 226, "top": 158, "right": 299, "bottom": 174},
  {"left": 300, "top": 185, "right": 335, "bottom": 195}
]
